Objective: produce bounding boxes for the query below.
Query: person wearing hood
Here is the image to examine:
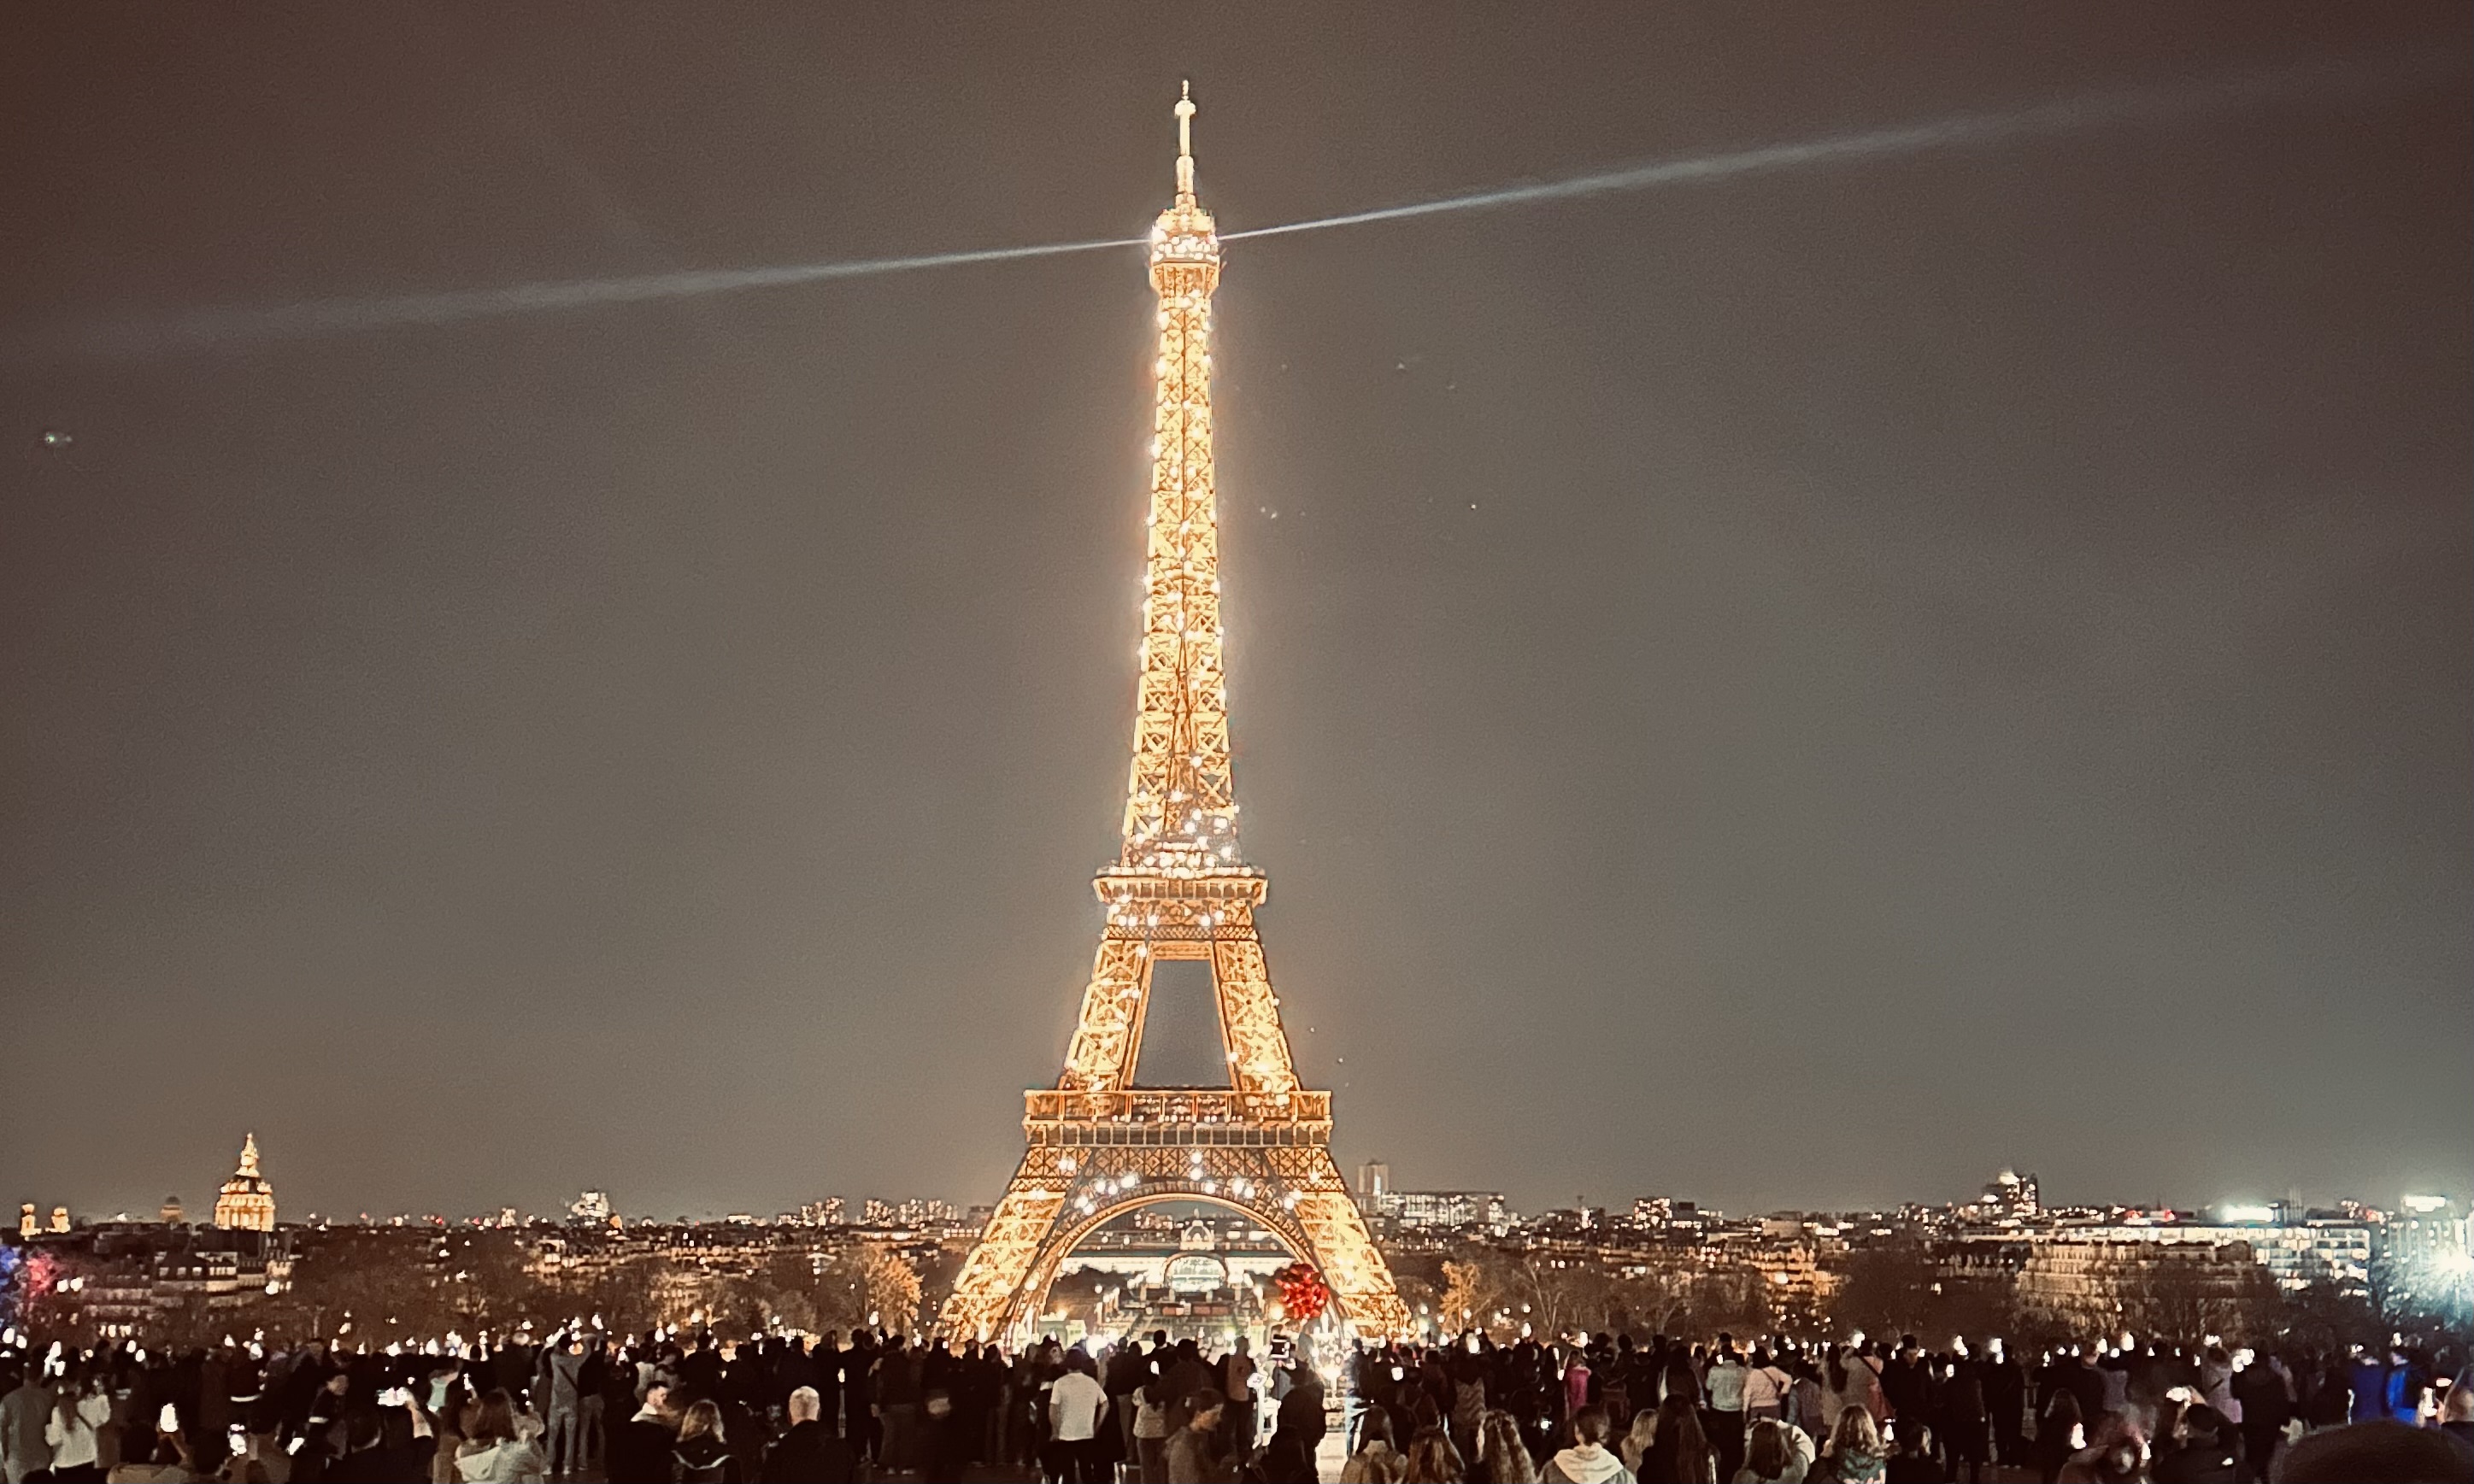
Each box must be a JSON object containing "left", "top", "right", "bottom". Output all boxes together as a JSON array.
[
  {"left": 1543, "top": 1405, "right": 1633, "bottom": 1484},
  {"left": 668, "top": 1399, "right": 736, "bottom": 1484}
]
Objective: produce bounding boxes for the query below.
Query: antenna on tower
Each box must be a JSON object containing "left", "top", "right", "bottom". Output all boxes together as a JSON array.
[{"left": 1174, "top": 81, "right": 1197, "bottom": 202}]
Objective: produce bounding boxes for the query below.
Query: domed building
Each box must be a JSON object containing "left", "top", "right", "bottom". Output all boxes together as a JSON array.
[{"left": 213, "top": 1133, "right": 276, "bottom": 1231}]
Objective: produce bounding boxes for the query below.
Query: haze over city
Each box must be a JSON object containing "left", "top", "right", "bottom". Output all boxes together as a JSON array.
[{"left": 3, "top": 4, "right": 2468, "bottom": 1228}]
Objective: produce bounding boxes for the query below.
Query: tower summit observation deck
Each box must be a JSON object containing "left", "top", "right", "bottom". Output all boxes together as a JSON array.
[{"left": 939, "top": 87, "right": 1413, "bottom": 1342}]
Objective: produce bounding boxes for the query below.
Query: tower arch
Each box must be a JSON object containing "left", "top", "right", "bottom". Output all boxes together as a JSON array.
[{"left": 1014, "top": 1183, "right": 1317, "bottom": 1335}]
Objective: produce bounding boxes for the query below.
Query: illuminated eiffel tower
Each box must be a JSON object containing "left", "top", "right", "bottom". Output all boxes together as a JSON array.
[{"left": 939, "top": 86, "right": 1412, "bottom": 1343}]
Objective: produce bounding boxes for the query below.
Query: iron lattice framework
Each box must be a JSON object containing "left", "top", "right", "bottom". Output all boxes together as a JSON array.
[{"left": 940, "top": 87, "right": 1412, "bottom": 1343}]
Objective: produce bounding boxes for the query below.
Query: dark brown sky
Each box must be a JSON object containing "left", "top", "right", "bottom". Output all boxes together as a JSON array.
[{"left": 3, "top": 4, "right": 2468, "bottom": 1223}]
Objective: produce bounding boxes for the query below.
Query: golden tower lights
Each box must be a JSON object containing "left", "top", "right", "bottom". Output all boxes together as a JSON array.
[{"left": 939, "top": 86, "right": 1413, "bottom": 1343}]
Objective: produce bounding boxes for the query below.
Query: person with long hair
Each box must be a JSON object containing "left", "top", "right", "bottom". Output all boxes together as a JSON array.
[
  {"left": 454, "top": 1390, "right": 547, "bottom": 1484},
  {"left": 1476, "top": 1409, "right": 1540, "bottom": 1484},
  {"left": 1734, "top": 1418, "right": 1813, "bottom": 1484},
  {"left": 1640, "top": 1395, "right": 1714, "bottom": 1484},
  {"left": 669, "top": 1399, "right": 736, "bottom": 1484},
  {"left": 1343, "top": 1405, "right": 1404, "bottom": 1483},
  {"left": 43, "top": 1368, "right": 108, "bottom": 1482},
  {"left": 1663, "top": 1354, "right": 1701, "bottom": 1411},
  {"left": 1809, "top": 1407, "right": 1883, "bottom": 1484},
  {"left": 1166, "top": 1387, "right": 1229, "bottom": 1484},
  {"left": 1402, "top": 1424, "right": 1471, "bottom": 1484},
  {"left": 1620, "top": 1408, "right": 1658, "bottom": 1478},
  {"left": 1453, "top": 1364, "right": 1490, "bottom": 1462}
]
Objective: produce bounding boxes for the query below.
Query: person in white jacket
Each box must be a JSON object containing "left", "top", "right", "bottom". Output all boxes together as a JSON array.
[{"left": 42, "top": 1375, "right": 109, "bottom": 1481}]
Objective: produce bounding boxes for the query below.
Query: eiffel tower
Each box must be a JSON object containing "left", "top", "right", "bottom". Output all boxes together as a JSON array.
[{"left": 939, "top": 86, "right": 1412, "bottom": 1343}]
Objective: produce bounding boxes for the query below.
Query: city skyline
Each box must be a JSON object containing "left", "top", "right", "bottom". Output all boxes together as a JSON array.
[
  {"left": 21, "top": 1128, "right": 2465, "bottom": 1232},
  {"left": 3, "top": 8, "right": 2469, "bottom": 1224}
]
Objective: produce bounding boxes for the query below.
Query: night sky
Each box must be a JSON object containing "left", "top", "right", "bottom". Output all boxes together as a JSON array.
[{"left": 3, "top": 5, "right": 2468, "bottom": 1223}]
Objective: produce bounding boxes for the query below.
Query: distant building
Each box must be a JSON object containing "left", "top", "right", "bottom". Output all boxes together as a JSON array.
[
  {"left": 1632, "top": 1198, "right": 1709, "bottom": 1234},
  {"left": 18, "top": 1203, "right": 34, "bottom": 1239},
  {"left": 569, "top": 1190, "right": 614, "bottom": 1225},
  {"left": 1387, "top": 1190, "right": 1510, "bottom": 1232},
  {"left": 49, "top": 1205, "right": 70, "bottom": 1234},
  {"left": 2011, "top": 1236, "right": 2279, "bottom": 1335},
  {"left": 859, "top": 1198, "right": 959, "bottom": 1229},
  {"left": 1978, "top": 1170, "right": 2041, "bottom": 1220},
  {"left": 2389, "top": 1194, "right": 2468, "bottom": 1270},
  {"left": 213, "top": 1134, "right": 277, "bottom": 1231},
  {"left": 160, "top": 1195, "right": 185, "bottom": 1225},
  {"left": 42, "top": 1222, "right": 293, "bottom": 1338},
  {"left": 1949, "top": 1212, "right": 2374, "bottom": 1298},
  {"left": 1533, "top": 1204, "right": 1605, "bottom": 1234},
  {"left": 2379, "top": 1194, "right": 2470, "bottom": 1312}
]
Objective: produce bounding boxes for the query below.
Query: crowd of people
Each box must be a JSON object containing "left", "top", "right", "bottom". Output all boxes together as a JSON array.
[
  {"left": 2, "top": 1324, "right": 2471, "bottom": 1484},
  {"left": 0, "top": 1324, "right": 1321, "bottom": 1484},
  {"left": 1325, "top": 1330, "right": 2474, "bottom": 1483}
]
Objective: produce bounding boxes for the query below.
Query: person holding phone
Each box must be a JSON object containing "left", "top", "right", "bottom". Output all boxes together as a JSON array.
[{"left": 326, "top": 1393, "right": 437, "bottom": 1484}]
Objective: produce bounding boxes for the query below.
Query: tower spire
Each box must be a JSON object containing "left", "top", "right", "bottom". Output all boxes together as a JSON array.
[
  {"left": 1174, "top": 80, "right": 1196, "bottom": 202},
  {"left": 1125, "top": 82, "right": 1230, "bottom": 873}
]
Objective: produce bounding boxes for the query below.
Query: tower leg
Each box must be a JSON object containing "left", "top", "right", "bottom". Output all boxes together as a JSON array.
[
  {"left": 1059, "top": 938, "right": 1150, "bottom": 1091},
  {"left": 1210, "top": 932, "right": 1301, "bottom": 1093},
  {"left": 937, "top": 1148, "right": 1066, "bottom": 1341},
  {"left": 1280, "top": 1145, "right": 1415, "bottom": 1338}
]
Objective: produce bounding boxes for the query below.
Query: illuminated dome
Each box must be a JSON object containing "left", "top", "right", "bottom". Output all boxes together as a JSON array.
[{"left": 213, "top": 1133, "right": 276, "bottom": 1232}]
